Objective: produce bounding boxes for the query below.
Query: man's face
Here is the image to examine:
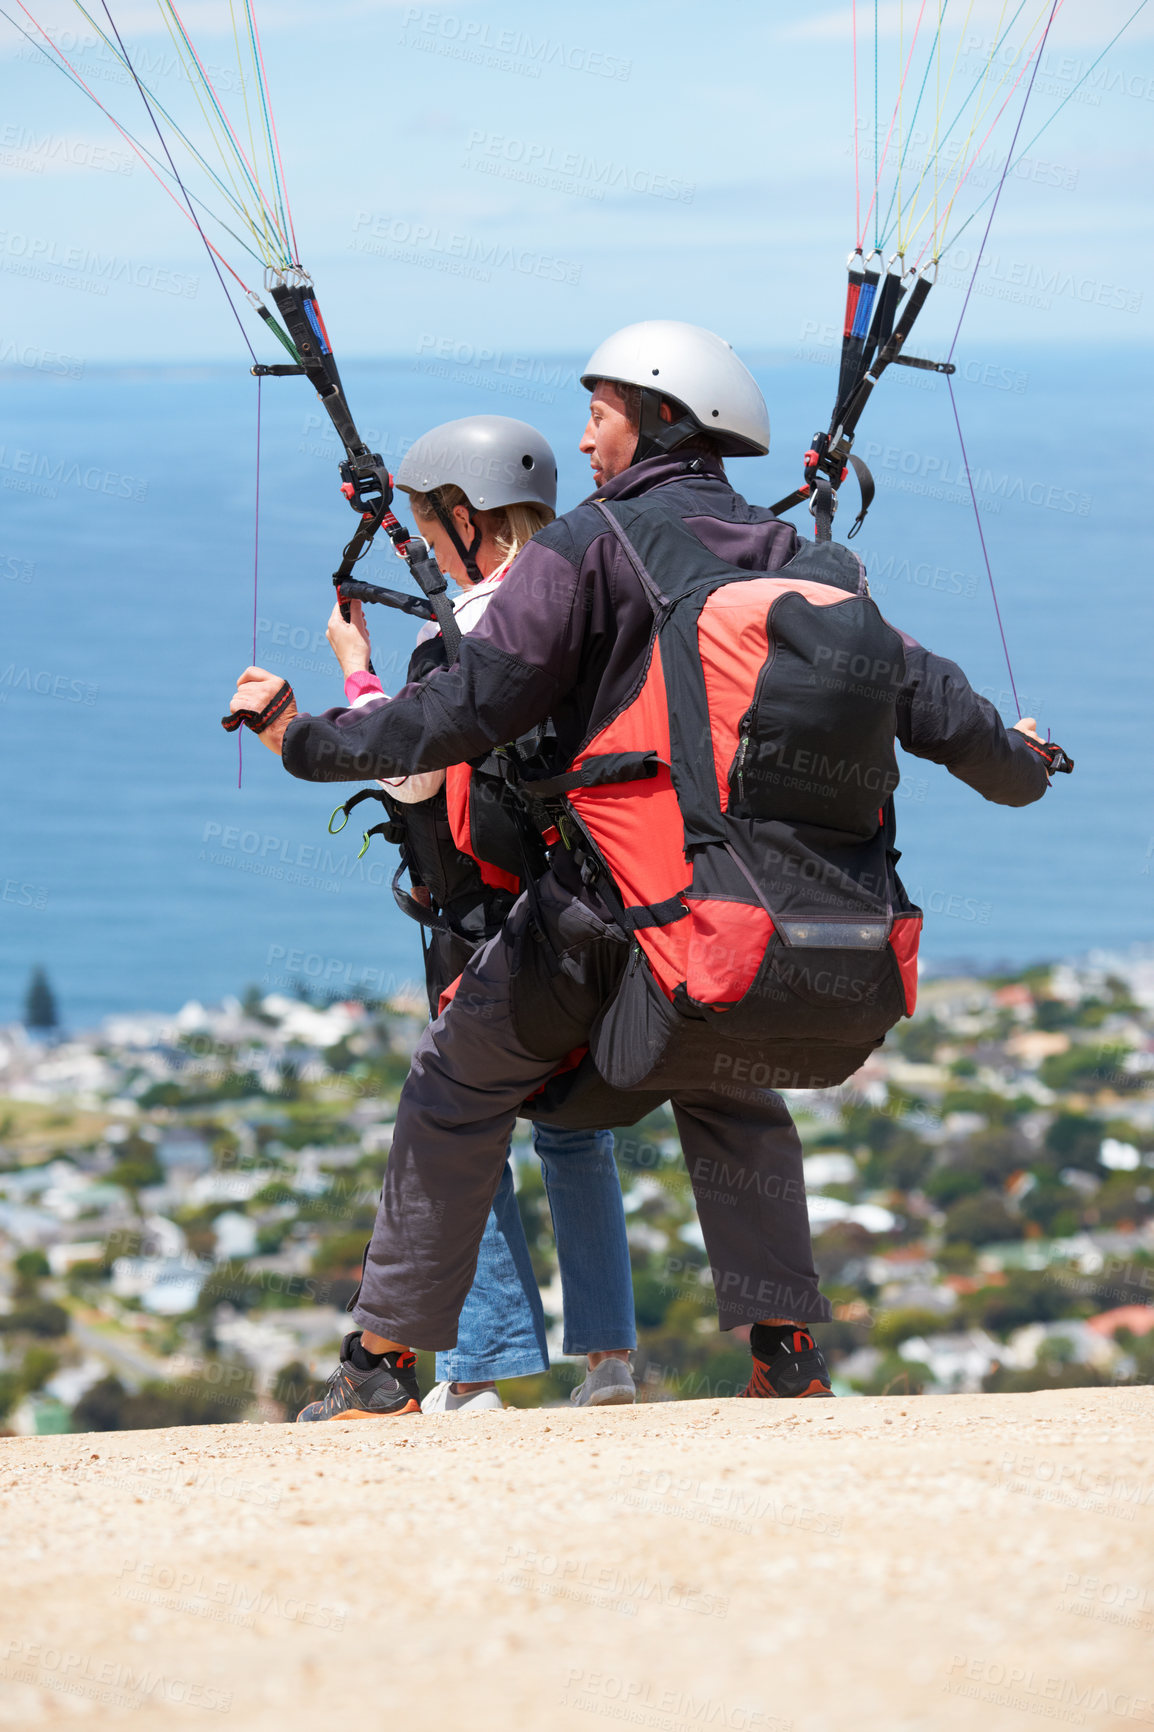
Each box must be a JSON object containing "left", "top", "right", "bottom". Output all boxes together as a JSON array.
[{"left": 579, "top": 381, "right": 637, "bottom": 488}]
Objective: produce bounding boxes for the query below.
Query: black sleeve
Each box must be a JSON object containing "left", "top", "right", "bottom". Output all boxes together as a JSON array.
[
  {"left": 897, "top": 644, "right": 1051, "bottom": 808},
  {"left": 280, "top": 636, "right": 559, "bottom": 783}
]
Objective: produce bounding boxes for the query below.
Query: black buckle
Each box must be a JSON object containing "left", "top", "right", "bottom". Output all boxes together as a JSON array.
[
  {"left": 1040, "top": 740, "right": 1075, "bottom": 775},
  {"left": 339, "top": 454, "right": 392, "bottom": 518}
]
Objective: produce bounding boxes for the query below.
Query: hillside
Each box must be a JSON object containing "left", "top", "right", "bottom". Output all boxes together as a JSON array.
[
  {"left": 2, "top": 1387, "right": 1152, "bottom": 1730},
  {"left": 4, "top": 952, "right": 1154, "bottom": 1436}
]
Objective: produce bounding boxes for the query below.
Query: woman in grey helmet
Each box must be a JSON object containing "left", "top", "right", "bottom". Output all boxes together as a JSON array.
[{"left": 325, "top": 414, "right": 637, "bottom": 1414}]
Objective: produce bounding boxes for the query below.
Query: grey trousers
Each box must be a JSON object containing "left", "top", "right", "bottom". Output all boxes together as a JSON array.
[{"left": 352, "top": 874, "right": 830, "bottom": 1346}]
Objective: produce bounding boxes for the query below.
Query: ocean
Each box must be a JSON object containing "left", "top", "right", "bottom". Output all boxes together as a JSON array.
[{"left": 1, "top": 346, "right": 1149, "bottom": 1026}]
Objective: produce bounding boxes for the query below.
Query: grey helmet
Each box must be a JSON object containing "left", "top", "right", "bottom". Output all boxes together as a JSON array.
[
  {"left": 581, "top": 320, "right": 769, "bottom": 460},
  {"left": 395, "top": 415, "right": 557, "bottom": 512}
]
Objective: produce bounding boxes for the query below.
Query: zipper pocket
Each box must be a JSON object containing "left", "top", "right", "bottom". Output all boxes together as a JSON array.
[{"left": 733, "top": 727, "right": 750, "bottom": 801}]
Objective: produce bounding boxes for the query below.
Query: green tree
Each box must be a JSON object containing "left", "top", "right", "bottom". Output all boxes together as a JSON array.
[
  {"left": 924, "top": 1164, "right": 984, "bottom": 1208},
  {"left": 72, "top": 1375, "right": 129, "bottom": 1430},
  {"left": 72, "top": 1373, "right": 246, "bottom": 1432},
  {"left": 982, "top": 1361, "right": 1109, "bottom": 1394},
  {"left": 959, "top": 1271, "right": 1086, "bottom": 1337},
  {"left": 20, "top": 1345, "right": 60, "bottom": 1393},
  {"left": 871, "top": 1308, "right": 952, "bottom": 1351},
  {"left": 631, "top": 1271, "right": 673, "bottom": 1331},
  {"left": 1114, "top": 1327, "right": 1154, "bottom": 1385},
  {"left": 23, "top": 967, "right": 58, "bottom": 1032},
  {"left": 1018, "top": 1179, "right": 1084, "bottom": 1239},
  {"left": 894, "top": 1016, "right": 947, "bottom": 1063},
  {"left": 14, "top": 1249, "right": 50, "bottom": 1295},
  {"left": 310, "top": 1232, "right": 369, "bottom": 1275},
  {"left": 1040, "top": 1044, "right": 1133, "bottom": 1094},
  {"left": 942, "top": 1190, "right": 1020, "bottom": 1246},
  {"left": 959, "top": 1131, "right": 1030, "bottom": 1188},
  {"left": 0, "top": 1299, "right": 70, "bottom": 1338},
  {"left": 241, "top": 984, "right": 276, "bottom": 1025},
  {"left": 861, "top": 1125, "right": 932, "bottom": 1192},
  {"left": 812, "top": 1221, "right": 874, "bottom": 1281},
  {"left": 109, "top": 1132, "right": 164, "bottom": 1195},
  {"left": 272, "top": 1360, "right": 327, "bottom": 1419},
  {"left": 1098, "top": 1174, "right": 1154, "bottom": 1228},
  {"left": 851, "top": 1353, "right": 933, "bottom": 1396},
  {"left": 1042, "top": 1113, "right": 1103, "bottom": 1174}
]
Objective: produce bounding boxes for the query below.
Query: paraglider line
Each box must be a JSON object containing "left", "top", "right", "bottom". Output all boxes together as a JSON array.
[
  {"left": 244, "top": 0, "right": 300, "bottom": 264},
  {"left": 240, "top": 373, "right": 264, "bottom": 788},
  {"left": 96, "top": 0, "right": 257, "bottom": 362},
  {"left": 942, "top": 0, "right": 1060, "bottom": 725},
  {"left": 945, "top": 0, "right": 1151, "bottom": 256},
  {"left": 945, "top": 375, "right": 1022, "bottom": 719},
  {"left": 252, "top": 374, "right": 263, "bottom": 670},
  {"left": 845, "top": 0, "right": 852, "bottom": 244},
  {"left": 7, "top": 1, "right": 259, "bottom": 287},
  {"left": 95, "top": 0, "right": 264, "bottom": 788},
  {"left": 947, "top": 0, "right": 1062, "bottom": 360}
]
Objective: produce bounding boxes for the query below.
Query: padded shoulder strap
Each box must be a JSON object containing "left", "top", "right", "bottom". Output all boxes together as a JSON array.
[
  {"left": 779, "top": 537, "right": 869, "bottom": 595},
  {"left": 593, "top": 499, "right": 669, "bottom": 612},
  {"left": 592, "top": 500, "right": 727, "bottom": 849}
]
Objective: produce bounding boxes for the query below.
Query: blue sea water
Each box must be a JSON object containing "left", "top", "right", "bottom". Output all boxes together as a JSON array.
[{"left": 0, "top": 348, "right": 1149, "bottom": 1026}]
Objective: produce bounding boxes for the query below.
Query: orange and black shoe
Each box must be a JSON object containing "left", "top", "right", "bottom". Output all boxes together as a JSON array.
[
  {"left": 739, "top": 1326, "right": 835, "bottom": 1400},
  {"left": 296, "top": 1331, "right": 421, "bottom": 1422}
]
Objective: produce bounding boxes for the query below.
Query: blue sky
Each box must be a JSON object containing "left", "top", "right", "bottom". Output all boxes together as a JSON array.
[{"left": 2, "top": 0, "right": 1152, "bottom": 366}]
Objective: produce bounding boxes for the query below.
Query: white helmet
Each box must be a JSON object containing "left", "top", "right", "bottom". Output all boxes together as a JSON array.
[
  {"left": 581, "top": 320, "right": 769, "bottom": 458},
  {"left": 395, "top": 415, "right": 557, "bottom": 512}
]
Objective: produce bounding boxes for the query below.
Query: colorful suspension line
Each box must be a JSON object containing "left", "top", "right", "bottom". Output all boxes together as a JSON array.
[
  {"left": 877, "top": 0, "right": 1034, "bottom": 255},
  {"left": 775, "top": 0, "right": 1075, "bottom": 581},
  {"left": 66, "top": 0, "right": 295, "bottom": 268},
  {"left": 5, "top": 0, "right": 486, "bottom": 758},
  {"left": 95, "top": 0, "right": 267, "bottom": 782},
  {"left": 8, "top": 0, "right": 262, "bottom": 292},
  {"left": 7, "top": 2, "right": 305, "bottom": 363},
  {"left": 942, "top": 0, "right": 1062, "bottom": 722},
  {"left": 944, "top": 0, "right": 1151, "bottom": 256},
  {"left": 151, "top": 0, "right": 294, "bottom": 269},
  {"left": 858, "top": 0, "right": 1057, "bottom": 263}
]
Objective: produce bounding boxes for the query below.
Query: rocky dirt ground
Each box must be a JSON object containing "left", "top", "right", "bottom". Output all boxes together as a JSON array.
[{"left": 1, "top": 1387, "right": 1152, "bottom": 1731}]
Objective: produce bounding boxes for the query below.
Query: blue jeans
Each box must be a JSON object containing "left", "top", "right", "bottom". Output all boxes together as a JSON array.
[{"left": 434, "top": 1123, "right": 636, "bottom": 1383}]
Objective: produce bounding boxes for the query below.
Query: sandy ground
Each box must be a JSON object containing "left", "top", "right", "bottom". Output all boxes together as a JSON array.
[{"left": 1, "top": 1386, "right": 1152, "bottom": 1731}]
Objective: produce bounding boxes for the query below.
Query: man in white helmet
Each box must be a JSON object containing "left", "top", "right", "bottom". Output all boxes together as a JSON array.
[{"left": 230, "top": 320, "right": 1052, "bottom": 1413}]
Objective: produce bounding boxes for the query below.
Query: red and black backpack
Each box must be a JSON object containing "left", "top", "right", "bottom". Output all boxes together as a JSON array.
[{"left": 516, "top": 493, "right": 923, "bottom": 1093}]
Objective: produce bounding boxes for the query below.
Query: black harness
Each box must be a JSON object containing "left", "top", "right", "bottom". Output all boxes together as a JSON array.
[{"left": 251, "top": 280, "right": 462, "bottom": 663}]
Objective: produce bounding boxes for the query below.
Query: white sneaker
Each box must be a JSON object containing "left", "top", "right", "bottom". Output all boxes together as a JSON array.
[
  {"left": 570, "top": 1357, "right": 636, "bottom": 1408},
  {"left": 421, "top": 1381, "right": 504, "bottom": 1415}
]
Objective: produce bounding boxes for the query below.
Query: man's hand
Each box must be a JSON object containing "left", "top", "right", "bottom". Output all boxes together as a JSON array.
[
  {"left": 1012, "top": 715, "right": 1074, "bottom": 776},
  {"left": 326, "top": 598, "right": 372, "bottom": 677},
  {"left": 228, "top": 666, "right": 297, "bottom": 755}
]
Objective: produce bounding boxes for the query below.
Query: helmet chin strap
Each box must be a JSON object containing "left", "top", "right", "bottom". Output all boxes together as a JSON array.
[
  {"left": 631, "top": 388, "right": 701, "bottom": 463},
  {"left": 429, "top": 496, "right": 485, "bottom": 586}
]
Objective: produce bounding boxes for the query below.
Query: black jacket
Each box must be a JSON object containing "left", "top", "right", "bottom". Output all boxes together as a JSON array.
[{"left": 283, "top": 453, "right": 1048, "bottom": 812}]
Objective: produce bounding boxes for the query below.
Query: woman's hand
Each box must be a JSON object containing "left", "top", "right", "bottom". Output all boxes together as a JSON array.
[
  {"left": 326, "top": 598, "right": 372, "bottom": 676},
  {"left": 228, "top": 666, "right": 297, "bottom": 755},
  {"left": 1012, "top": 716, "right": 1043, "bottom": 743}
]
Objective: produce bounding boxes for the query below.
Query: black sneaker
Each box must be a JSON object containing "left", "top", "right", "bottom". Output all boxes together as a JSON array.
[
  {"left": 295, "top": 1332, "right": 421, "bottom": 1422},
  {"left": 739, "top": 1329, "right": 835, "bottom": 1399}
]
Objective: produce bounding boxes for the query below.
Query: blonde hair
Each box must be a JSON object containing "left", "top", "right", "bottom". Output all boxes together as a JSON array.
[{"left": 404, "top": 483, "right": 554, "bottom": 568}]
